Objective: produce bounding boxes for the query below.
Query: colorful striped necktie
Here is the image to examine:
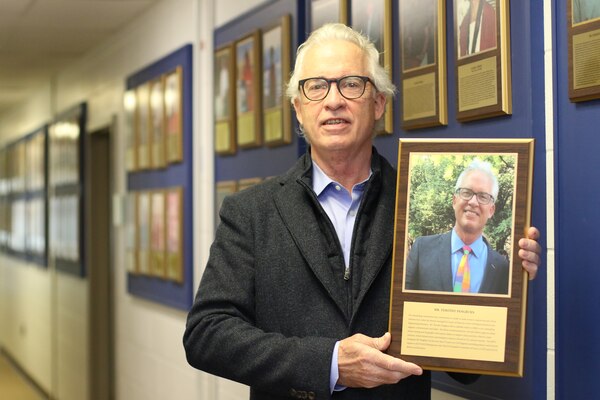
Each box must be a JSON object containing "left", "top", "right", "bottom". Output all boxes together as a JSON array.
[{"left": 454, "top": 245, "right": 472, "bottom": 293}]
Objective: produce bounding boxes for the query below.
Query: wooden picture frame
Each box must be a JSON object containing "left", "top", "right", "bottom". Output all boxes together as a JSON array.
[
  {"left": 310, "top": 0, "right": 348, "bottom": 30},
  {"left": 150, "top": 77, "right": 166, "bottom": 169},
  {"left": 388, "top": 138, "right": 534, "bottom": 376},
  {"left": 214, "top": 44, "right": 237, "bottom": 155},
  {"left": 125, "top": 192, "right": 138, "bottom": 274},
  {"left": 236, "top": 31, "right": 263, "bottom": 148},
  {"left": 123, "top": 89, "right": 138, "bottom": 172},
  {"left": 454, "top": 0, "right": 512, "bottom": 121},
  {"left": 165, "top": 187, "right": 184, "bottom": 283},
  {"left": 400, "top": 0, "right": 447, "bottom": 129},
  {"left": 136, "top": 191, "right": 150, "bottom": 275},
  {"left": 262, "top": 15, "right": 292, "bottom": 147},
  {"left": 136, "top": 82, "right": 151, "bottom": 169},
  {"left": 150, "top": 190, "right": 166, "bottom": 278},
  {"left": 164, "top": 66, "right": 183, "bottom": 163},
  {"left": 351, "top": 0, "right": 393, "bottom": 133},
  {"left": 567, "top": 0, "right": 600, "bottom": 102}
]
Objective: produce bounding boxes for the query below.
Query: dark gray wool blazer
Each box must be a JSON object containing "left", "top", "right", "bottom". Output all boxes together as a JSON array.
[{"left": 184, "top": 148, "right": 437, "bottom": 399}]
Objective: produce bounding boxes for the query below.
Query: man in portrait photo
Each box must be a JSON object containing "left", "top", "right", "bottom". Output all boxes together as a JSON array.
[{"left": 404, "top": 157, "right": 512, "bottom": 295}]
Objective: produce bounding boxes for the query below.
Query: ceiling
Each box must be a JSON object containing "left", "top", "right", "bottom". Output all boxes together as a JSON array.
[{"left": 0, "top": 0, "right": 163, "bottom": 116}]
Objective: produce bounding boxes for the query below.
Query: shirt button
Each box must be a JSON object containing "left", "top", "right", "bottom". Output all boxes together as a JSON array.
[{"left": 335, "top": 185, "right": 341, "bottom": 191}]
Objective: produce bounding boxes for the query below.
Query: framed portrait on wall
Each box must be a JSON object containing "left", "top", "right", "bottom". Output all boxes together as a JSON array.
[
  {"left": 136, "top": 191, "right": 150, "bottom": 275},
  {"left": 150, "top": 190, "right": 166, "bottom": 278},
  {"left": 262, "top": 15, "right": 292, "bottom": 147},
  {"left": 136, "top": 82, "right": 151, "bottom": 169},
  {"left": 125, "top": 192, "right": 138, "bottom": 274},
  {"left": 123, "top": 89, "right": 138, "bottom": 171},
  {"left": 214, "top": 44, "right": 237, "bottom": 155},
  {"left": 165, "top": 187, "right": 183, "bottom": 284},
  {"left": 388, "top": 138, "right": 535, "bottom": 376},
  {"left": 567, "top": 0, "right": 600, "bottom": 102},
  {"left": 400, "top": 0, "right": 447, "bottom": 129},
  {"left": 236, "top": 31, "right": 263, "bottom": 148},
  {"left": 310, "top": 0, "right": 348, "bottom": 30},
  {"left": 164, "top": 66, "right": 183, "bottom": 163},
  {"left": 350, "top": 0, "right": 393, "bottom": 133},
  {"left": 150, "top": 77, "right": 166, "bottom": 169},
  {"left": 454, "top": 0, "right": 512, "bottom": 121}
]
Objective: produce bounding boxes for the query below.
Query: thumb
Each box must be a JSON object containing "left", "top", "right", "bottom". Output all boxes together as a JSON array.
[{"left": 373, "top": 332, "right": 392, "bottom": 351}]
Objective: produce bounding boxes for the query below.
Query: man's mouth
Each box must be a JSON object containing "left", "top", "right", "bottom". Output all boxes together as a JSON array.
[
  {"left": 322, "top": 118, "right": 347, "bottom": 125},
  {"left": 464, "top": 209, "right": 479, "bottom": 217}
]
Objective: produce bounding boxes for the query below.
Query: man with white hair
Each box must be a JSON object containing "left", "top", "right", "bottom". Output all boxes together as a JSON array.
[{"left": 184, "top": 24, "right": 541, "bottom": 399}]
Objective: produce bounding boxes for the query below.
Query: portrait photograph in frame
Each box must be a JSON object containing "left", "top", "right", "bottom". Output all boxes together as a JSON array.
[
  {"left": 214, "top": 44, "right": 237, "bottom": 155},
  {"left": 136, "top": 82, "right": 151, "bottom": 170},
  {"left": 125, "top": 192, "right": 138, "bottom": 274},
  {"left": 236, "top": 31, "right": 263, "bottom": 148},
  {"left": 165, "top": 187, "right": 183, "bottom": 284},
  {"left": 350, "top": 0, "right": 393, "bottom": 133},
  {"left": 454, "top": 0, "right": 512, "bottom": 122},
  {"left": 123, "top": 89, "right": 138, "bottom": 171},
  {"left": 136, "top": 191, "right": 150, "bottom": 276},
  {"left": 150, "top": 190, "right": 166, "bottom": 278},
  {"left": 400, "top": 0, "right": 447, "bottom": 129},
  {"left": 388, "top": 138, "right": 534, "bottom": 376},
  {"left": 164, "top": 66, "right": 183, "bottom": 163},
  {"left": 567, "top": 0, "right": 600, "bottom": 102},
  {"left": 149, "top": 77, "right": 166, "bottom": 169},
  {"left": 310, "top": 0, "right": 348, "bottom": 30},
  {"left": 262, "top": 15, "right": 292, "bottom": 147}
]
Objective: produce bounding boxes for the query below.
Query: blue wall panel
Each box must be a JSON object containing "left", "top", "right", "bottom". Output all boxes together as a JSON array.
[{"left": 555, "top": 1, "right": 600, "bottom": 398}]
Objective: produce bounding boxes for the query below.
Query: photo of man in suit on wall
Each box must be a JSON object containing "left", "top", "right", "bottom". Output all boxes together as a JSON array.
[{"left": 403, "top": 154, "right": 516, "bottom": 296}]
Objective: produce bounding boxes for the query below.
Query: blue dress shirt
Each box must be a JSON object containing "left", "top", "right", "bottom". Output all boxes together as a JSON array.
[{"left": 312, "top": 160, "right": 370, "bottom": 393}]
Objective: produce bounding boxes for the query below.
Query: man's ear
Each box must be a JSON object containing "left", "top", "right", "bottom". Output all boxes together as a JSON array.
[
  {"left": 374, "top": 92, "right": 386, "bottom": 120},
  {"left": 293, "top": 98, "right": 303, "bottom": 125}
]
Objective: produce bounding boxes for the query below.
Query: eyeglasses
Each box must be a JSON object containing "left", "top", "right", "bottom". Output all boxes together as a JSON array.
[
  {"left": 298, "top": 75, "right": 375, "bottom": 101},
  {"left": 455, "top": 188, "right": 495, "bottom": 205}
]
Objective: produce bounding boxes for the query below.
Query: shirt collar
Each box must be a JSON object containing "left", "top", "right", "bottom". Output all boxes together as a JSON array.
[
  {"left": 311, "top": 159, "right": 371, "bottom": 196},
  {"left": 451, "top": 228, "right": 486, "bottom": 258}
]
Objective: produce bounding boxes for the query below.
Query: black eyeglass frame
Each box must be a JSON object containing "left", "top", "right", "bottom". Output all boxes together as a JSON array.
[
  {"left": 297, "top": 75, "right": 376, "bottom": 101},
  {"left": 455, "top": 187, "right": 495, "bottom": 205}
]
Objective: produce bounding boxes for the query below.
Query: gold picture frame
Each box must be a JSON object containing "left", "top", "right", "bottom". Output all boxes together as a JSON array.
[
  {"left": 136, "top": 82, "right": 151, "bottom": 170},
  {"left": 214, "top": 44, "right": 237, "bottom": 155},
  {"left": 400, "top": 0, "right": 447, "bottom": 129},
  {"left": 165, "top": 187, "right": 184, "bottom": 283},
  {"left": 262, "top": 15, "right": 292, "bottom": 147},
  {"left": 136, "top": 191, "right": 151, "bottom": 276},
  {"left": 388, "top": 138, "right": 534, "bottom": 376},
  {"left": 236, "top": 31, "right": 263, "bottom": 148},
  {"left": 123, "top": 89, "right": 138, "bottom": 172},
  {"left": 164, "top": 66, "right": 183, "bottom": 163},
  {"left": 150, "top": 190, "right": 166, "bottom": 278},
  {"left": 150, "top": 77, "right": 166, "bottom": 169},
  {"left": 350, "top": 0, "right": 393, "bottom": 134},
  {"left": 567, "top": 0, "right": 600, "bottom": 102},
  {"left": 454, "top": 0, "right": 512, "bottom": 122}
]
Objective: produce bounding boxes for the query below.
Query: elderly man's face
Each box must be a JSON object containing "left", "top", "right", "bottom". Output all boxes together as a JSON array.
[
  {"left": 452, "top": 170, "right": 496, "bottom": 238},
  {"left": 292, "top": 40, "right": 385, "bottom": 159}
]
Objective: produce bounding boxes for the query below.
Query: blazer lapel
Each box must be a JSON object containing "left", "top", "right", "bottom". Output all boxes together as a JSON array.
[
  {"left": 273, "top": 177, "right": 348, "bottom": 319},
  {"left": 438, "top": 232, "right": 454, "bottom": 292}
]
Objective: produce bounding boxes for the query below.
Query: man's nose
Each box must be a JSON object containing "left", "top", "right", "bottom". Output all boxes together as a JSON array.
[{"left": 323, "top": 83, "right": 345, "bottom": 107}]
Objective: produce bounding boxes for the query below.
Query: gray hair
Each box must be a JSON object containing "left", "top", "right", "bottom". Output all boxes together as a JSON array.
[
  {"left": 286, "top": 23, "right": 396, "bottom": 138},
  {"left": 455, "top": 159, "right": 499, "bottom": 200}
]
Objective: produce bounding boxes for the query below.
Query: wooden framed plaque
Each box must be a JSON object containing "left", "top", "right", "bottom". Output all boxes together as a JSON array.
[
  {"left": 454, "top": 0, "right": 512, "bottom": 122},
  {"left": 400, "top": 0, "right": 447, "bottom": 129},
  {"left": 236, "top": 31, "right": 263, "bottom": 148},
  {"left": 165, "top": 187, "right": 184, "bottom": 283},
  {"left": 389, "top": 138, "right": 534, "bottom": 376},
  {"left": 164, "top": 66, "right": 183, "bottom": 163},
  {"left": 351, "top": 0, "right": 393, "bottom": 134},
  {"left": 262, "top": 15, "right": 292, "bottom": 147},
  {"left": 214, "top": 44, "right": 237, "bottom": 155},
  {"left": 567, "top": 0, "right": 600, "bottom": 102}
]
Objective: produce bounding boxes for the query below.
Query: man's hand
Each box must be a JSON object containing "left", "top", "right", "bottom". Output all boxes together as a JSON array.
[
  {"left": 518, "top": 226, "right": 541, "bottom": 280},
  {"left": 337, "top": 332, "right": 422, "bottom": 388}
]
